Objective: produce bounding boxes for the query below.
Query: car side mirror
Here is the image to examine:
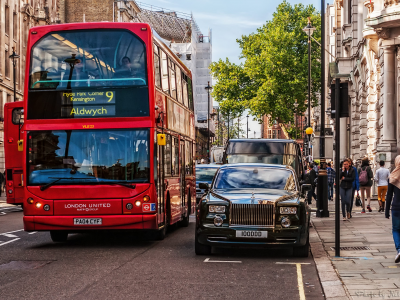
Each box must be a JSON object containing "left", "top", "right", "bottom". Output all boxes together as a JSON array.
[
  {"left": 199, "top": 183, "right": 209, "bottom": 190},
  {"left": 301, "top": 184, "right": 312, "bottom": 194}
]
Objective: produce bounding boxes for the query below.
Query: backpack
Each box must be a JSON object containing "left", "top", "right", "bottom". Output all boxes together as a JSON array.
[{"left": 359, "top": 167, "right": 368, "bottom": 185}]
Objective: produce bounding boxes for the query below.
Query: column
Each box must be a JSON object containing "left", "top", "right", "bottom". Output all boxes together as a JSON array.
[
  {"left": 383, "top": 46, "right": 396, "bottom": 143},
  {"left": 340, "top": 117, "right": 348, "bottom": 159}
]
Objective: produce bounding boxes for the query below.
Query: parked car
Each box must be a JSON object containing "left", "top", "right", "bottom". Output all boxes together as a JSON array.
[
  {"left": 195, "top": 164, "right": 220, "bottom": 203},
  {"left": 195, "top": 163, "right": 311, "bottom": 257}
]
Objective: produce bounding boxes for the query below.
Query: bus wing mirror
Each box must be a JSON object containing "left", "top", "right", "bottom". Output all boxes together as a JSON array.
[
  {"left": 199, "top": 183, "right": 209, "bottom": 190},
  {"left": 157, "top": 134, "right": 166, "bottom": 146}
]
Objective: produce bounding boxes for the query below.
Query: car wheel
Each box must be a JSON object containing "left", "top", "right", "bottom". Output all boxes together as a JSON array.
[
  {"left": 195, "top": 232, "right": 211, "bottom": 255},
  {"left": 293, "top": 235, "right": 310, "bottom": 257},
  {"left": 50, "top": 231, "right": 68, "bottom": 242}
]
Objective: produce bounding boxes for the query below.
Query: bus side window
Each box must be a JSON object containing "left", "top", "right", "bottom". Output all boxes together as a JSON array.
[
  {"left": 164, "top": 134, "right": 172, "bottom": 177},
  {"left": 171, "top": 137, "right": 179, "bottom": 176}
]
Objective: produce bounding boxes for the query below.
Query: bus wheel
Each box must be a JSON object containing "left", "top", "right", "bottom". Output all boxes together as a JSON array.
[
  {"left": 50, "top": 231, "right": 68, "bottom": 242},
  {"left": 179, "top": 197, "right": 190, "bottom": 227}
]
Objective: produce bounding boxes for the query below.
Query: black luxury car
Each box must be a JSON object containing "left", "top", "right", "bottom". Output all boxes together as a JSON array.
[{"left": 195, "top": 163, "right": 312, "bottom": 257}]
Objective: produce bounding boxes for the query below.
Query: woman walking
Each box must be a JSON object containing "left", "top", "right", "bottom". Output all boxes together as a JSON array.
[
  {"left": 340, "top": 158, "right": 355, "bottom": 221},
  {"left": 358, "top": 158, "right": 374, "bottom": 213},
  {"left": 375, "top": 160, "right": 390, "bottom": 212},
  {"left": 385, "top": 155, "right": 400, "bottom": 263}
]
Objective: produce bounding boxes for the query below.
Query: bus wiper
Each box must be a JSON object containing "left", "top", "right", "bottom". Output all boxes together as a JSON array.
[
  {"left": 102, "top": 182, "right": 136, "bottom": 189},
  {"left": 40, "top": 177, "right": 95, "bottom": 191}
]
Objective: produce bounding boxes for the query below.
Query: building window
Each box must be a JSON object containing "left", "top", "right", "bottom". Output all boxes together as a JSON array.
[
  {"left": 13, "top": 11, "right": 17, "bottom": 39},
  {"left": 176, "top": 67, "right": 183, "bottom": 104},
  {"left": 348, "top": 0, "right": 352, "bottom": 24},
  {"left": 268, "top": 129, "right": 272, "bottom": 139},
  {"left": 5, "top": 49, "right": 10, "bottom": 78},
  {"left": 168, "top": 59, "right": 177, "bottom": 99},
  {"left": 330, "top": 16, "right": 334, "bottom": 35},
  {"left": 5, "top": 5, "right": 10, "bottom": 35}
]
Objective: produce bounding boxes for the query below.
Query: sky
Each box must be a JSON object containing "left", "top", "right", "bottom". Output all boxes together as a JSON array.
[{"left": 141, "top": 0, "right": 323, "bottom": 137}]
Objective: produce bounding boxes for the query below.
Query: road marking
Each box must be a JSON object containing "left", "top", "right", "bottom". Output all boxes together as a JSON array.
[
  {"left": 276, "top": 262, "right": 307, "bottom": 300},
  {"left": 204, "top": 258, "right": 242, "bottom": 263},
  {"left": 28, "top": 232, "right": 37, "bottom": 235},
  {"left": 1, "top": 233, "right": 18, "bottom": 238},
  {"left": 0, "top": 229, "right": 23, "bottom": 235},
  {"left": 0, "top": 238, "right": 20, "bottom": 247},
  {"left": 0, "top": 212, "right": 5, "bottom": 215}
]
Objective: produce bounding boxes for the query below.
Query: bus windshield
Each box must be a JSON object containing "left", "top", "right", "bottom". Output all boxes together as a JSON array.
[
  {"left": 28, "top": 129, "right": 150, "bottom": 185},
  {"left": 27, "top": 29, "right": 149, "bottom": 119},
  {"left": 30, "top": 30, "right": 147, "bottom": 89}
]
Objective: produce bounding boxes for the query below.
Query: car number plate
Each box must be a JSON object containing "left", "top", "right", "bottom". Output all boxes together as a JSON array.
[
  {"left": 236, "top": 230, "right": 267, "bottom": 238},
  {"left": 73, "top": 218, "right": 102, "bottom": 225}
]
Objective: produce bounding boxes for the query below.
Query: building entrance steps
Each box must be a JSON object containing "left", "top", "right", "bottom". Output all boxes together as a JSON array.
[{"left": 310, "top": 198, "right": 400, "bottom": 299}]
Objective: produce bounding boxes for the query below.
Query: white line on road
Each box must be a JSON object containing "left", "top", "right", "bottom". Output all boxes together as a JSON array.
[
  {"left": 204, "top": 258, "right": 242, "bottom": 263},
  {"left": 0, "top": 212, "right": 5, "bottom": 215},
  {"left": 28, "top": 232, "right": 37, "bottom": 235},
  {"left": 0, "top": 229, "right": 23, "bottom": 235},
  {"left": 0, "top": 238, "right": 20, "bottom": 247},
  {"left": 276, "top": 262, "right": 308, "bottom": 300},
  {"left": 1, "top": 233, "right": 18, "bottom": 238}
]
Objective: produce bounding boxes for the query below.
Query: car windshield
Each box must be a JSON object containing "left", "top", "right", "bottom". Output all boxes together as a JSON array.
[
  {"left": 28, "top": 129, "right": 150, "bottom": 185},
  {"left": 29, "top": 29, "right": 147, "bottom": 89},
  {"left": 196, "top": 167, "right": 219, "bottom": 183},
  {"left": 213, "top": 167, "right": 297, "bottom": 191}
]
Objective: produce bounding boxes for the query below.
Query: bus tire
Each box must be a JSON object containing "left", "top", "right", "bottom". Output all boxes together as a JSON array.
[
  {"left": 179, "top": 194, "right": 190, "bottom": 227},
  {"left": 50, "top": 231, "right": 68, "bottom": 242},
  {"left": 156, "top": 196, "right": 170, "bottom": 240}
]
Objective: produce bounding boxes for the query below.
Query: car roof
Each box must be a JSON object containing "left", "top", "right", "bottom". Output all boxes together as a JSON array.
[
  {"left": 218, "top": 163, "right": 291, "bottom": 169},
  {"left": 195, "top": 164, "right": 221, "bottom": 168}
]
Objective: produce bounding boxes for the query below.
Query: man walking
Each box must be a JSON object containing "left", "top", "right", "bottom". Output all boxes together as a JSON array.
[
  {"left": 327, "top": 163, "right": 335, "bottom": 201},
  {"left": 350, "top": 159, "right": 360, "bottom": 218},
  {"left": 375, "top": 160, "right": 390, "bottom": 212},
  {"left": 306, "top": 163, "right": 317, "bottom": 204}
]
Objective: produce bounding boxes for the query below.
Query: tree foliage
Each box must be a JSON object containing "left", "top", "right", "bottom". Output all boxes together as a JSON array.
[{"left": 210, "top": 1, "right": 321, "bottom": 124}]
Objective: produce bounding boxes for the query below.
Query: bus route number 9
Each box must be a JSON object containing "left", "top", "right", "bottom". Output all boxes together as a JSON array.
[{"left": 106, "top": 91, "right": 114, "bottom": 102}]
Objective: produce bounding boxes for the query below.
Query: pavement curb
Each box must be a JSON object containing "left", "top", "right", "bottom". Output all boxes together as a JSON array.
[{"left": 310, "top": 221, "right": 352, "bottom": 300}]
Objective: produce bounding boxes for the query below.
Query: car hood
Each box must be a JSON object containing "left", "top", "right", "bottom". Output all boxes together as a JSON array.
[{"left": 209, "top": 189, "right": 300, "bottom": 204}]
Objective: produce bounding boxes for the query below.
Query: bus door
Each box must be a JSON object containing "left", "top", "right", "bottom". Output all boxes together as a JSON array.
[
  {"left": 157, "top": 143, "right": 165, "bottom": 225},
  {"left": 180, "top": 140, "right": 185, "bottom": 213},
  {"left": 4, "top": 103, "right": 24, "bottom": 205}
]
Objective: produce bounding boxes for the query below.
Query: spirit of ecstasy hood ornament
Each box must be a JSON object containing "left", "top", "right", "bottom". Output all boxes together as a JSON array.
[{"left": 251, "top": 191, "right": 255, "bottom": 204}]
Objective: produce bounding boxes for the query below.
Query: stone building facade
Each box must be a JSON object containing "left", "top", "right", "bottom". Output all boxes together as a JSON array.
[
  {"left": 331, "top": 0, "right": 400, "bottom": 170},
  {"left": 0, "top": 0, "right": 58, "bottom": 170}
]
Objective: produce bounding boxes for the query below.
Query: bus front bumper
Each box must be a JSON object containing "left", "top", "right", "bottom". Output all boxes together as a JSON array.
[{"left": 23, "top": 214, "right": 158, "bottom": 231}]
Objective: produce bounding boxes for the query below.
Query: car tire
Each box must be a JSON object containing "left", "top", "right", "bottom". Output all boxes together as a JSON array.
[
  {"left": 293, "top": 235, "right": 310, "bottom": 257},
  {"left": 50, "top": 231, "right": 68, "bottom": 242},
  {"left": 195, "top": 233, "right": 211, "bottom": 255}
]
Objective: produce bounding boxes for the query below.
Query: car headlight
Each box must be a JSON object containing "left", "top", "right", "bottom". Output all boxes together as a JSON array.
[
  {"left": 281, "top": 216, "right": 291, "bottom": 228},
  {"left": 209, "top": 205, "right": 226, "bottom": 213},
  {"left": 280, "top": 207, "right": 297, "bottom": 214}
]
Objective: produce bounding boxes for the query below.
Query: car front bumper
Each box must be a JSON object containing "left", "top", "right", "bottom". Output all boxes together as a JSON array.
[{"left": 196, "top": 225, "right": 308, "bottom": 249}]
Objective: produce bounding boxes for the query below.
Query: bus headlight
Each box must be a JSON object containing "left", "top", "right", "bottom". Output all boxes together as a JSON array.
[
  {"left": 35, "top": 202, "right": 42, "bottom": 208},
  {"left": 135, "top": 200, "right": 141, "bottom": 207},
  {"left": 143, "top": 195, "right": 150, "bottom": 202},
  {"left": 27, "top": 198, "right": 34, "bottom": 204}
]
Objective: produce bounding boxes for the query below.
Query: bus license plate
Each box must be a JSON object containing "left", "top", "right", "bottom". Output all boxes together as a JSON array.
[
  {"left": 74, "top": 218, "right": 102, "bottom": 225},
  {"left": 236, "top": 230, "right": 267, "bottom": 238}
]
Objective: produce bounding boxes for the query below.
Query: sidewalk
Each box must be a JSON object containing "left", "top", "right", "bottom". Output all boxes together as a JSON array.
[{"left": 311, "top": 199, "right": 400, "bottom": 300}]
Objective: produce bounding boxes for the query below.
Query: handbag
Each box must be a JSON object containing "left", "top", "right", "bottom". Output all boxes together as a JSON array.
[{"left": 355, "top": 192, "right": 362, "bottom": 207}]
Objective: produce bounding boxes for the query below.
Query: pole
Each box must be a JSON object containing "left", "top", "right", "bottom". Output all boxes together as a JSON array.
[
  {"left": 316, "top": 0, "right": 329, "bottom": 218},
  {"left": 308, "top": 28, "right": 311, "bottom": 129},
  {"left": 227, "top": 111, "right": 230, "bottom": 141},
  {"left": 238, "top": 116, "right": 240, "bottom": 138},
  {"left": 217, "top": 108, "right": 220, "bottom": 146},
  {"left": 247, "top": 115, "right": 249, "bottom": 138},
  {"left": 334, "top": 77, "right": 341, "bottom": 257},
  {"left": 12, "top": 48, "right": 17, "bottom": 102},
  {"left": 207, "top": 81, "right": 211, "bottom": 162}
]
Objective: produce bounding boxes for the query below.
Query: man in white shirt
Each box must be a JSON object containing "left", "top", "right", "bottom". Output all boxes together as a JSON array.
[{"left": 375, "top": 160, "right": 390, "bottom": 212}]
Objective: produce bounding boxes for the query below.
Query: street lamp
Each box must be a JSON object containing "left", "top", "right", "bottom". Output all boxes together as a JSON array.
[
  {"left": 205, "top": 82, "right": 213, "bottom": 162},
  {"left": 9, "top": 47, "right": 20, "bottom": 102},
  {"left": 246, "top": 115, "right": 249, "bottom": 138},
  {"left": 294, "top": 100, "right": 299, "bottom": 139}
]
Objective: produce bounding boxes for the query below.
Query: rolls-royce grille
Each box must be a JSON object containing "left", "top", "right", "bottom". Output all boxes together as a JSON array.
[{"left": 230, "top": 203, "right": 275, "bottom": 227}]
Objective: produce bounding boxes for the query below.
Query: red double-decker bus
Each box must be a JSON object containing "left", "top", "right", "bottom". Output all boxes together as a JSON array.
[{"left": 12, "top": 22, "right": 196, "bottom": 241}]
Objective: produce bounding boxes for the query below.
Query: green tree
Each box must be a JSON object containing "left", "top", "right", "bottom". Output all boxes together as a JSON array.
[{"left": 210, "top": 1, "right": 321, "bottom": 125}]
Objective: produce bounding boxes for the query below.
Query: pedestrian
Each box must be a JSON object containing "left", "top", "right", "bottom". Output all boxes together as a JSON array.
[
  {"left": 306, "top": 163, "right": 317, "bottom": 204},
  {"left": 340, "top": 158, "right": 355, "bottom": 221},
  {"left": 375, "top": 160, "right": 390, "bottom": 212},
  {"left": 358, "top": 158, "right": 374, "bottom": 212},
  {"left": 349, "top": 159, "right": 360, "bottom": 218},
  {"left": 385, "top": 155, "right": 400, "bottom": 263},
  {"left": 0, "top": 171, "right": 4, "bottom": 197},
  {"left": 327, "top": 162, "right": 335, "bottom": 201}
]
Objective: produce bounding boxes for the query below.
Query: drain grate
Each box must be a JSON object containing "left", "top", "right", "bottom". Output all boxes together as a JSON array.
[{"left": 330, "top": 246, "right": 370, "bottom": 251}]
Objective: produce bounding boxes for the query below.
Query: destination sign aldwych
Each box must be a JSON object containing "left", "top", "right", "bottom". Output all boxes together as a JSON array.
[{"left": 61, "top": 91, "right": 116, "bottom": 117}]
